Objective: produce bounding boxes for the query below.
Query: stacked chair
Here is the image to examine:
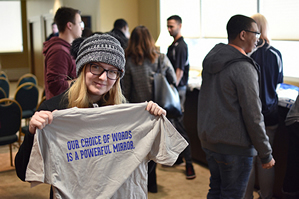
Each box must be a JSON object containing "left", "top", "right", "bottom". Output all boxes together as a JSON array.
[
  {"left": 0, "top": 72, "right": 41, "bottom": 166},
  {"left": 14, "top": 74, "right": 39, "bottom": 144},
  {"left": 0, "top": 87, "right": 6, "bottom": 100},
  {"left": 14, "top": 82, "right": 39, "bottom": 125},
  {"left": 0, "top": 76, "right": 9, "bottom": 99},
  {"left": 16, "top": 73, "right": 38, "bottom": 88},
  {"left": 0, "top": 71, "right": 10, "bottom": 99},
  {"left": 0, "top": 99, "right": 22, "bottom": 166},
  {"left": 0, "top": 70, "right": 8, "bottom": 79}
]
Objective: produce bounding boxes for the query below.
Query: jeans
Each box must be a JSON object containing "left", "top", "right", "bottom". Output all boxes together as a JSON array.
[{"left": 203, "top": 148, "right": 253, "bottom": 199}]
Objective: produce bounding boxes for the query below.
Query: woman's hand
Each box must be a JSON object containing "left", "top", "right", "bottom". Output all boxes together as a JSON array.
[
  {"left": 29, "top": 111, "right": 54, "bottom": 134},
  {"left": 146, "top": 101, "right": 166, "bottom": 116}
]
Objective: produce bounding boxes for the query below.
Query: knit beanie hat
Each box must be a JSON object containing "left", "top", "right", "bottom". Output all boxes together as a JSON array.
[{"left": 71, "top": 34, "right": 126, "bottom": 78}]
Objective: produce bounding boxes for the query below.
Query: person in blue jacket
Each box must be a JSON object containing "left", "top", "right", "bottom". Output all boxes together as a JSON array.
[{"left": 245, "top": 13, "right": 283, "bottom": 199}]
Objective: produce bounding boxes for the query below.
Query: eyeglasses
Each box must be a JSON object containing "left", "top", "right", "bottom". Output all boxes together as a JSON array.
[
  {"left": 244, "top": 30, "right": 261, "bottom": 39},
  {"left": 89, "top": 63, "right": 121, "bottom": 80},
  {"left": 80, "top": 21, "right": 85, "bottom": 29},
  {"left": 72, "top": 21, "right": 85, "bottom": 29}
]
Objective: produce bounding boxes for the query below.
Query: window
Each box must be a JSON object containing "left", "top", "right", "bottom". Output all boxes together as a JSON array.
[
  {"left": 0, "top": 1, "right": 23, "bottom": 53},
  {"left": 201, "top": 0, "right": 257, "bottom": 38},
  {"left": 158, "top": 0, "right": 299, "bottom": 78},
  {"left": 260, "top": 0, "right": 299, "bottom": 40}
]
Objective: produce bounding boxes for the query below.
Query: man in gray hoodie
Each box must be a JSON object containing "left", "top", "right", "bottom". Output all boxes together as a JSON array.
[{"left": 197, "top": 14, "right": 275, "bottom": 198}]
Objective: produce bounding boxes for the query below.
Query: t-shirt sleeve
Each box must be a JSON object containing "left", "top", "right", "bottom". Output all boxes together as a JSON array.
[
  {"left": 148, "top": 115, "right": 188, "bottom": 166},
  {"left": 25, "top": 130, "right": 46, "bottom": 187}
]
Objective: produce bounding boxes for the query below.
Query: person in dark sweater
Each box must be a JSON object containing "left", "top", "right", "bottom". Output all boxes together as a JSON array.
[
  {"left": 109, "top": 18, "right": 130, "bottom": 49},
  {"left": 46, "top": 22, "right": 59, "bottom": 41},
  {"left": 166, "top": 15, "right": 196, "bottom": 180}
]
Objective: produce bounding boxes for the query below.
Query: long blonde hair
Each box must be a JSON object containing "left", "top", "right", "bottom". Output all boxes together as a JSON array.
[
  {"left": 251, "top": 13, "right": 270, "bottom": 44},
  {"left": 67, "top": 64, "right": 126, "bottom": 108}
]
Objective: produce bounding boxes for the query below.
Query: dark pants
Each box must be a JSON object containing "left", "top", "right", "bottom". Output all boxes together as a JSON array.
[
  {"left": 148, "top": 160, "right": 157, "bottom": 192},
  {"left": 169, "top": 86, "right": 192, "bottom": 164},
  {"left": 203, "top": 148, "right": 253, "bottom": 199},
  {"left": 283, "top": 122, "right": 299, "bottom": 197}
]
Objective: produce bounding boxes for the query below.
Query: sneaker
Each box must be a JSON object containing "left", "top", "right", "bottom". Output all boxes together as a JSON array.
[{"left": 186, "top": 163, "right": 196, "bottom": 179}]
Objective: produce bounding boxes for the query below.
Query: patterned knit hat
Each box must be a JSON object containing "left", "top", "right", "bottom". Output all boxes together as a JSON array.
[{"left": 74, "top": 34, "right": 125, "bottom": 78}]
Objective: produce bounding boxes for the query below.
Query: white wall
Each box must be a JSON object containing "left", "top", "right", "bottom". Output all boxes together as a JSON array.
[
  {"left": 26, "top": 0, "right": 56, "bottom": 19},
  {"left": 63, "top": 0, "right": 99, "bottom": 32}
]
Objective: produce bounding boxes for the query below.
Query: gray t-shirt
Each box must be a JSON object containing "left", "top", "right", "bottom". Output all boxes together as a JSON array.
[{"left": 26, "top": 102, "right": 188, "bottom": 199}]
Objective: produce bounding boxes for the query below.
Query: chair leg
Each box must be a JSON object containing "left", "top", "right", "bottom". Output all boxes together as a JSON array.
[
  {"left": 18, "top": 131, "right": 23, "bottom": 147},
  {"left": 9, "top": 144, "right": 13, "bottom": 167},
  {"left": 25, "top": 118, "right": 30, "bottom": 126}
]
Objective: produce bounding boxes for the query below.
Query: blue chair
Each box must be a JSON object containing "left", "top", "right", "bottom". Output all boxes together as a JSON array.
[
  {"left": 0, "top": 87, "right": 6, "bottom": 100},
  {"left": 16, "top": 73, "right": 38, "bottom": 88},
  {"left": 0, "top": 98, "right": 22, "bottom": 166},
  {"left": 0, "top": 77, "right": 9, "bottom": 97},
  {"left": 0, "top": 70, "right": 8, "bottom": 79},
  {"left": 14, "top": 82, "right": 39, "bottom": 125},
  {"left": 20, "top": 95, "right": 47, "bottom": 141}
]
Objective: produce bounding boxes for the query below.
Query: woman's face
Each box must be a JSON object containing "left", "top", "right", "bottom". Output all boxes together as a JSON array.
[{"left": 85, "top": 62, "right": 120, "bottom": 102}]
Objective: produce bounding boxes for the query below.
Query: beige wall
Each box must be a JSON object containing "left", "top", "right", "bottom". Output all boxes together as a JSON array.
[
  {"left": 26, "top": 1, "right": 55, "bottom": 19},
  {"left": 138, "top": 0, "right": 159, "bottom": 40},
  {"left": 26, "top": 0, "right": 58, "bottom": 86},
  {"left": 63, "top": 0, "right": 99, "bottom": 32},
  {"left": 99, "top": 0, "right": 159, "bottom": 39},
  {"left": 99, "top": 0, "right": 139, "bottom": 33}
]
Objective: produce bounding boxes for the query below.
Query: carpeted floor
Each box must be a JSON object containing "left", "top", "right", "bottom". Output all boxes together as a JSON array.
[
  {"left": 0, "top": 145, "right": 209, "bottom": 199},
  {"left": 1, "top": 82, "right": 259, "bottom": 198},
  {"left": 0, "top": 145, "right": 260, "bottom": 199}
]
